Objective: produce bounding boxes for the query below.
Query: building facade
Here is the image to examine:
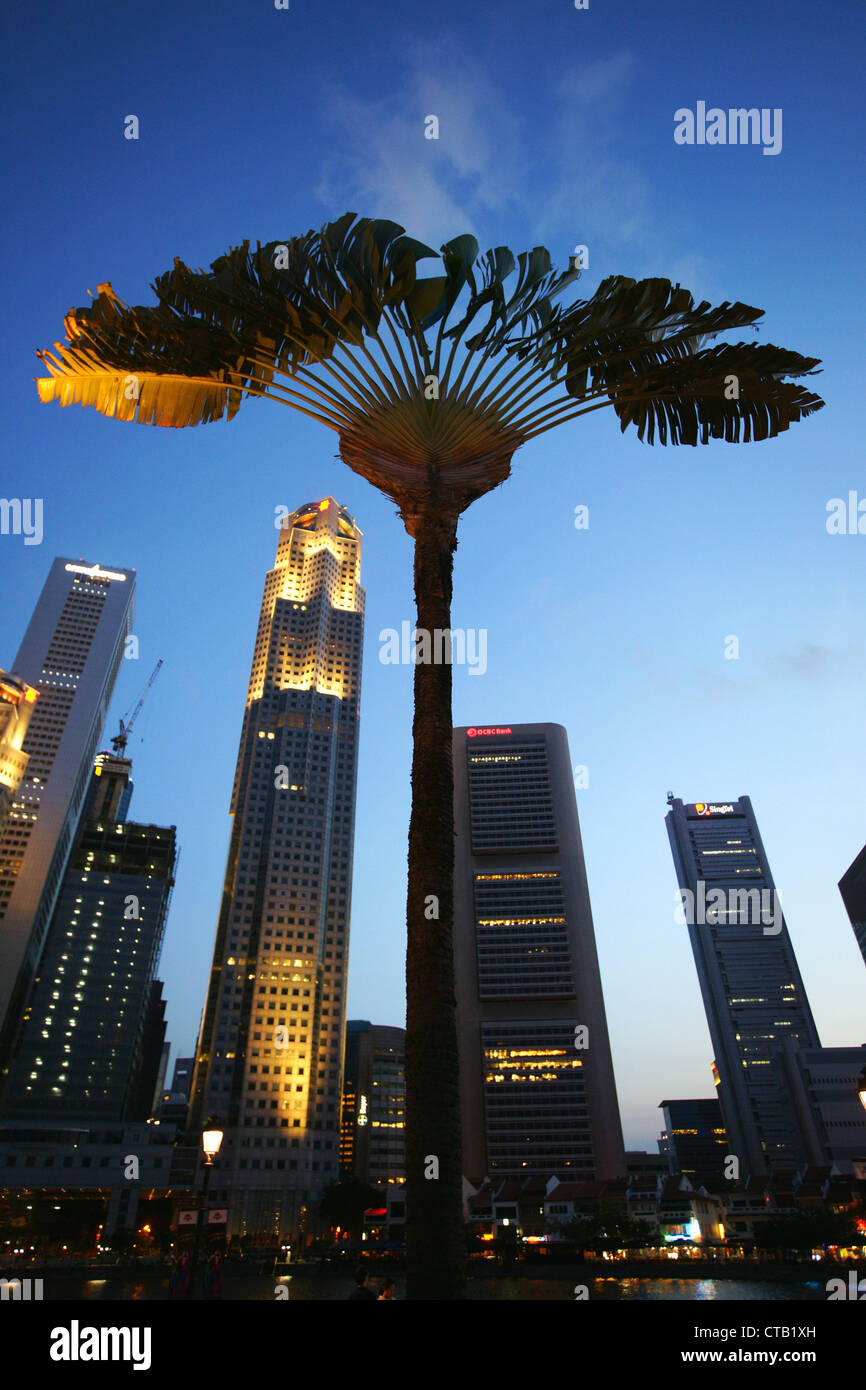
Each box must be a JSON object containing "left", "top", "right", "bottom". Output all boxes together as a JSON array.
[
  {"left": 666, "top": 795, "right": 820, "bottom": 1176},
  {"left": 188, "top": 499, "right": 364, "bottom": 1241},
  {"left": 0, "top": 560, "right": 135, "bottom": 1082},
  {"left": 657, "top": 1097, "right": 728, "bottom": 1188},
  {"left": 0, "top": 1118, "right": 189, "bottom": 1243},
  {"left": 0, "top": 672, "right": 38, "bottom": 839},
  {"left": 771, "top": 1042, "right": 866, "bottom": 1174},
  {"left": 340, "top": 1020, "right": 405, "bottom": 1188},
  {"left": 0, "top": 751, "right": 176, "bottom": 1123},
  {"left": 838, "top": 844, "right": 866, "bottom": 972},
  {"left": 453, "top": 722, "right": 625, "bottom": 1182},
  {"left": 159, "top": 1055, "right": 194, "bottom": 1122}
]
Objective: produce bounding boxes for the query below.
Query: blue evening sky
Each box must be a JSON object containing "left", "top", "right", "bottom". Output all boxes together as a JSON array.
[{"left": 1, "top": 0, "right": 863, "bottom": 1149}]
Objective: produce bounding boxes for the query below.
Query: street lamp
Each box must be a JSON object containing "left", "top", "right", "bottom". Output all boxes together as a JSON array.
[
  {"left": 185, "top": 1119, "right": 223, "bottom": 1300},
  {"left": 202, "top": 1125, "right": 224, "bottom": 1162}
]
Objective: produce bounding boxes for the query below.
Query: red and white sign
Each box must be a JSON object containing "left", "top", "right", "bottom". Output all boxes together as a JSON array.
[
  {"left": 207, "top": 1209, "right": 228, "bottom": 1224},
  {"left": 467, "top": 727, "right": 512, "bottom": 738},
  {"left": 177, "top": 1211, "right": 199, "bottom": 1226}
]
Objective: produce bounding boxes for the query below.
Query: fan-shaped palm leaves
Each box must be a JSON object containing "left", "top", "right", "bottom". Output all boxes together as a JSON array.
[{"left": 36, "top": 213, "right": 823, "bottom": 1300}]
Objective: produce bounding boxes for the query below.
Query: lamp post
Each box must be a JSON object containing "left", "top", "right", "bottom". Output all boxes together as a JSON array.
[{"left": 185, "top": 1120, "right": 223, "bottom": 1300}]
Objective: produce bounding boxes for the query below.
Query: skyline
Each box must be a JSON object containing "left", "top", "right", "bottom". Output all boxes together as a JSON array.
[
  {"left": 2, "top": 0, "right": 864, "bottom": 1155},
  {"left": 4, "top": 536, "right": 863, "bottom": 1154}
]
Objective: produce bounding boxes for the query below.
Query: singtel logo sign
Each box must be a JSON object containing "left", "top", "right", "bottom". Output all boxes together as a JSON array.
[
  {"left": 693, "top": 802, "right": 735, "bottom": 816},
  {"left": 64, "top": 562, "right": 127, "bottom": 582}
]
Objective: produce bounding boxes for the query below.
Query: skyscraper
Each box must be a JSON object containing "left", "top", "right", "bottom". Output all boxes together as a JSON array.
[
  {"left": 838, "top": 843, "right": 866, "bottom": 972},
  {"left": 657, "top": 1098, "right": 728, "bottom": 1188},
  {"left": 1, "top": 751, "right": 176, "bottom": 1122},
  {"left": 0, "top": 671, "right": 38, "bottom": 837},
  {"left": 665, "top": 795, "right": 820, "bottom": 1176},
  {"left": 189, "top": 498, "right": 364, "bottom": 1241},
  {"left": 340, "top": 1020, "right": 405, "bottom": 1188},
  {"left": 0, "top": 559, "right": 135, "bottom": 1077},
  {"left": 453, "top": 722, "right": 625, "bottom": 1181}
]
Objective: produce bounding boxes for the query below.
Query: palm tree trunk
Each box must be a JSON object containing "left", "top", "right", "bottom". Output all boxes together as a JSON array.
[{"left": 405, "top": 502, "right": 465, "bottom": 1300}]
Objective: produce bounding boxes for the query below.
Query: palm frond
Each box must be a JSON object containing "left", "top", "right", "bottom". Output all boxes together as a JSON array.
[
  {"left": 606, "top": 340, "right": 824, "bottom": 444},
  {"left": 36, "top": 358, "right": 237, "bottom": 427},
  {"left": 35, "top": 219, "right": 824, "bottom": 474}
]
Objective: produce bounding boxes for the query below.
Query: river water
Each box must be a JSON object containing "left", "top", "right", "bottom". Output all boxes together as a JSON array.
[{"left": 41, "top": 1273, "right": 827, "bottom": 1301}]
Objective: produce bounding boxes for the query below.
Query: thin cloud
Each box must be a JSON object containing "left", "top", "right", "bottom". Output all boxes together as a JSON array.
[
  {"left": 766, "top": 643, "right": 832, "bottom": 680},
  {"left": 315, "top": 44, "right": 716, "bottom": 297},
  {"left": 687, "top": 642, "right": 858, "bottom": 706},
  {"left": 315, "top": 41, "right": 525, "bottom": 244}
]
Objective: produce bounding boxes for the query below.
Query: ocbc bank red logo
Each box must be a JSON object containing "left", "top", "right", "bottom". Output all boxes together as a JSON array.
[{"left": 467, "top": 726, "right": 512, "bottom": 738}]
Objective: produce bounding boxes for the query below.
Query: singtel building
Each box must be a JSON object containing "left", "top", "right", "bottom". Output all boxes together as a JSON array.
[{"left": 666, "top": 795, "right": 820, "bottom": 1176}]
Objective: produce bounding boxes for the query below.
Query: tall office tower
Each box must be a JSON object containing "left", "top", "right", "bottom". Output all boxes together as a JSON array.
[
  {"left": 0, "top": 671, "right": 38, "bottom": 837},
  {"left": 453, "top": 723, "right": 625, "bottom": 1181},
  {"left": 657, "top": 1098, "right": 728, "bottom": 1188},
  {"left": 189, "top": 498, "right": 364, "bottom": 1240},
  {"left": 838, "top": 844, "right": 866, "bottom": 971},
  {"left": 0, "top": 559, "right": 135, "bottom": 1075},
  {"left": 340, "top": 1020, "right": 406, "bottom": 1188},
  {"left": 1, "top": 751, "right": 176, "bottom": 1121},
  {"left": 665, "top": 796, "right": 820, "bottom": 1176}
]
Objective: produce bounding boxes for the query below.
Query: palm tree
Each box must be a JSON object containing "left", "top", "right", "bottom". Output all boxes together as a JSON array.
[{"left": 35, "top": 213, "right": 823, "bottom": 1299}]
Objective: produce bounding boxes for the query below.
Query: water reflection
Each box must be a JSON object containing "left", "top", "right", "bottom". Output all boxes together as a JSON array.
[{"left": 48, "top": 1274, "right": 826, "bottom": 1302}]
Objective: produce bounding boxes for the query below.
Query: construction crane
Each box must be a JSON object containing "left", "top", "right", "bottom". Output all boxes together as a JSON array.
[{"left": 111, "top": 659, "right": 163, "bottom": 755}]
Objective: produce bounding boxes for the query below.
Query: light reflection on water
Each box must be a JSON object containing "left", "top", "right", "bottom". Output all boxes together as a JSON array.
[{"left": 45, "top": 1273, "right": 827, "bottom": 1302}]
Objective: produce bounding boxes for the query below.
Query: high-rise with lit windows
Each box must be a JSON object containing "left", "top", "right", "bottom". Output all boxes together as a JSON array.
[
  {"left": 657, "top": 1097, "right": 728, "bottom": 1187},
  {"left": 453, "top": 723, "right": 625, "bottom": 1181},
  {"left": 0, "top": 559, "right": 135, "bottom": 1083},
  {"left": 340, "top": 1020, "right": 405, "bottom": 1188},
  {"left": 665, "top": 795, "right": 820, "bottom": 1176},
  {"left": 1, "top": 750, "right": 176, "bottom": 1121},
  {"left": 189, "top": 499, "right": 364, "bottom": 1241}
]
